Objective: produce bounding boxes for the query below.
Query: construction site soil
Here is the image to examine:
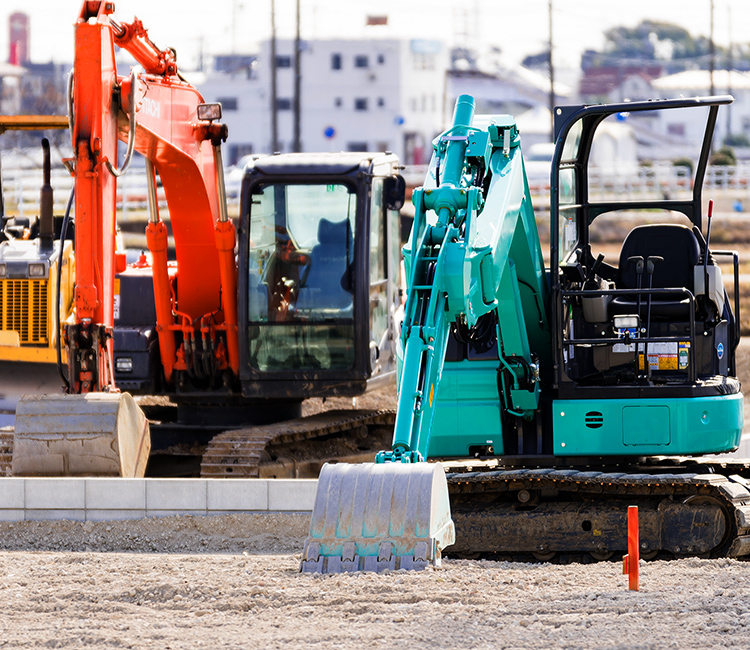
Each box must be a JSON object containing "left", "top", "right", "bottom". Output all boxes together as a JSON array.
[{"left": 1, "top": 348, "right": 750, "bottom": 648}]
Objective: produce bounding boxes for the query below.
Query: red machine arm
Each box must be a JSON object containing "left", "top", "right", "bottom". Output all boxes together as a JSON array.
[{"left": 69, "top": 1, "right": 238, "bottom": 392}]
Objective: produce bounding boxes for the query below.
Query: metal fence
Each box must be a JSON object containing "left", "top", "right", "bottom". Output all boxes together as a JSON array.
[
  {"left": 3, "top": 162, "right": 750, "bottom": 222},
  {"left": 1, "top": 167, "right": 244, "bottom": 221}
]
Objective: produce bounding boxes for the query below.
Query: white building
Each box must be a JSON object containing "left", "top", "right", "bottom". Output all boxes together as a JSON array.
[
  {"left": 446, "top": 61, "right": 572, "bottom": 149},
  {"left": 651, "top": 69, "right": 750, "bottom": 148},
  {"left": 198, "top": 38, "right": 449, "bottom": 165},
  {"left": 0, "top": 62, "right": 25, "bottom": 115}
]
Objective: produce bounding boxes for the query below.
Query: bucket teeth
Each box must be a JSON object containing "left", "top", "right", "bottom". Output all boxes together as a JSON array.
[{"left": 300, "top": 462, "right": 455, "bottom": 573}]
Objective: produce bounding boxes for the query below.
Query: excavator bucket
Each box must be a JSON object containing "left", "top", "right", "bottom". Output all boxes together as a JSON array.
[
  {"left": 12, "top": 393, "right": 150, "bottom": 477},
  {"left": 300, "top": 462, "right": 455, "bottom": 573}
]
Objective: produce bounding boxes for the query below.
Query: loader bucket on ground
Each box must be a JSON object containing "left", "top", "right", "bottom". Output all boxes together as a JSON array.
[
  {"left": 300, "top": 462, "right": 455, "bottom": 573},
  {"left": 12, "top": 393, "right": 150, "bottom": 477}
]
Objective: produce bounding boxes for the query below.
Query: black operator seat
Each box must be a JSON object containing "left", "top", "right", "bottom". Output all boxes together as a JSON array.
[{"left": 609, "top": 223, "right": 701, "bottom": 320}]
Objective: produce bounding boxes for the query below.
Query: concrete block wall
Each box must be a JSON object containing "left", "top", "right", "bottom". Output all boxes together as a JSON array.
[{"left": 0, "top": 478, "right": 318, "bottom": 522}]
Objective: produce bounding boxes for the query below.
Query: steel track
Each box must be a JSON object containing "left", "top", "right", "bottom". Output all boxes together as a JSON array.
[
  {"left": 444, "top": 458, "right": 750, "bottom": 561},
  {"left": 200, "top": 409, "right": 396, "bottom": 478}
]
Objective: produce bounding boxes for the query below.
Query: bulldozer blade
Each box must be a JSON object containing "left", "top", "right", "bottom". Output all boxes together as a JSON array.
[
  {"left": 12, "top": 393, "right": 150, "bottom": 477},
  {"left": 300, "top": 462, "right": 455, "bottom": 573}
]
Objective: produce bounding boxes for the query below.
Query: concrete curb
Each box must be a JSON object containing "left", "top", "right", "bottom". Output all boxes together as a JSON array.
[{"left": 0, "top": 478, "right": 318, "bottom": 522}]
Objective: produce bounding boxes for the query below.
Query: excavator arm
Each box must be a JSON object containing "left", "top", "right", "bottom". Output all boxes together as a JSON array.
[
  {"left": 302, "top": 95, "right": 551, "bottom": 572},
  {"left": 68, "top": 0, "right": 237, "bottom": 392},
  {"left": 13, "top": 1, "right": 236, "bottom": 477},
  {"left": 383, "top": 95, "right": 550, "bottom": 462}
]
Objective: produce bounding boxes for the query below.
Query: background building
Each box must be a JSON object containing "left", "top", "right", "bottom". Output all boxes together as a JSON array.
[{"left": 199, "top": 38, "right": 449, "bottom": 165}]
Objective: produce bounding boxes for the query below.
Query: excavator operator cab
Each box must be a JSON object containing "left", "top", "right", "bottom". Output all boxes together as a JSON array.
[
  {"left": 238, "top": 152, "right": 404, "bottom": 400},
  {"left": 551, "top": 96, "right": 740, "bottom": 404}
]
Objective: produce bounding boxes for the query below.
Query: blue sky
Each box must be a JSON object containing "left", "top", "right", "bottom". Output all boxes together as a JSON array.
[{"left": 2, "top": 0, "right": 749, "bottom": 72}]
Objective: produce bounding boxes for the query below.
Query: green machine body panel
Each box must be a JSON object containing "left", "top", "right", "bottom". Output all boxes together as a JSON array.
[
  {"left": 428, "top": 358, "right": 504, "bottom": 457},
  {"left": 553, "top": 394, "right": 743, "bottom": 456}
]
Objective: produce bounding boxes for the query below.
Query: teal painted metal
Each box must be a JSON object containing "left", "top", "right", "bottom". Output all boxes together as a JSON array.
[
  {"left": 428, "top": 358, "right": 504, "bottom": 457},
  {"left": 552, "top": 394, "right": 744, "bottom": 456},
  {"left": 380, "top": 95, "right": 551, "bottom": 464}
]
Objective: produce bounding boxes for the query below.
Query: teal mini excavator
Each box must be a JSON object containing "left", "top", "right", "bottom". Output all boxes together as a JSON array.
[{"left": 301, "top": 94, "right": 750, "bottom": 572}]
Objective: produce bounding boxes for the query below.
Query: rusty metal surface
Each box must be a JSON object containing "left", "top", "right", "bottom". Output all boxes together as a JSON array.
[
  {"left": 0, "top": 115, "right": 69, "bottom": 132},
  {"left": 300, "top": 462, "right": 454, "bottom": 573},
  {"left": 200, "top": 409, "right": 396, "bottom": 478}
]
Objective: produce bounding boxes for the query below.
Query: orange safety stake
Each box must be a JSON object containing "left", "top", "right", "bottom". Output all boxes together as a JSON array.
[{"left": 622, "top": 505, "right": 639, "bottom": 591}]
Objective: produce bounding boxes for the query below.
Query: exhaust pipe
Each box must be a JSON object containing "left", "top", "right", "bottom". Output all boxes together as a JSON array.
[{"left": 39, "top": 138, "right": 54, "bottom": 250}]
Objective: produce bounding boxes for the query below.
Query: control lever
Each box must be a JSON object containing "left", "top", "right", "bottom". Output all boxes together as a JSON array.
[
  {"left": 628, "top": 255, "right": 645, "bottom": 378},
  {"left": 703, "top": 199, "right": 714, "bottom": 306},
  {"left": 584, "top": 253, "right": 606, "bottom": 288},
  {"left": 644, "top": 255, "right": 663, "bottom": 379}
]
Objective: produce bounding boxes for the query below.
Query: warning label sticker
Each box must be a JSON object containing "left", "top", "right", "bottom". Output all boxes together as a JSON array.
[{"left": 637, "top": 342, "right": 678, "bottom": 371}]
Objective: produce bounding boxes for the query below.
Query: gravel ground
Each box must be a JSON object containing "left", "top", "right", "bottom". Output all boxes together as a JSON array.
[
  {"left": 0, "top": 514, "right": 749, "bottom": 648},
  {"left": 0, "top": 544, "right": 749, "bottom": 649}
]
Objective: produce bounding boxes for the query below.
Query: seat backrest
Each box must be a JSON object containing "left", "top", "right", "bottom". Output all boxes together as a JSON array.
[
  {"left": 299, "top": 218, "right": 353, "bottom": 311},
  {"left": 618, "top": 224, "right": 700, "bottom": 290}
]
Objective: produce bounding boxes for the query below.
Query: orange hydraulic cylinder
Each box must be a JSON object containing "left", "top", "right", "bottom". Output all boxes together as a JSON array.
[
  {"left": 622, "top": 505, "right": 640, "bottom": 591},
  {"left": 146, "top": 220, "right": 177, "bottom": 382},
  {"left": 215, "top": 219, "right": 239, "bottom": 375},
  {"left": 111, "top": 17, "right": 177, "bottom": 77}
]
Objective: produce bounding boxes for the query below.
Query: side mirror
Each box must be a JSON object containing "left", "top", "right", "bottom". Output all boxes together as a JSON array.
[{"left": 383, "top": 175, "right": 406, "bottom": 211}]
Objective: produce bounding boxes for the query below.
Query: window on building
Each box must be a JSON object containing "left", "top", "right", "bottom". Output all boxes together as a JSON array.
[
  {"left": 354, "top": 98, "right": 368, "bottom": 111},
  {"left": 377, "top": 54, "right": 385, "bottom": 65},
  {"left": 413, "top": 53, "right": 435, "bottom": 70},
  {"left": 276, "top": 98, "right": 292, "bottom": 110},
  {"left": 334, "top": 97, "right": 343, "bottom": 108},
  {"left": 354, "top": 55, "right": 369, "bottom": 68},
  {"left": 276, "top": 55, "right": 292, "bottom": 68},
  {"left": 347, "top": 141, "right": 368, "bottom": 151},
  {"left": 218, "top": 97, "right": 238, "bottom": 111},
  {"left": 331, "top": 53, "right": 342, "bottom": 70},
  {"left": 667, "top": 123, "right": 686, "bottom": 137},
  {"left": 377, "top": 97, "right": 385, "bottom": 108}
]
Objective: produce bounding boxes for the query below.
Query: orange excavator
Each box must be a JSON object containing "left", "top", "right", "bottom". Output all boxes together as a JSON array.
[{"left": 11, "top": 1, "right": 404, "bottom": 477}]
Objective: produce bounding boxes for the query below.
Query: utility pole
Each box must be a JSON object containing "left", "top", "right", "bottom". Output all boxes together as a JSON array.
[
  {"left": 293, "top": 0, "right": 302, "bottom": 152},
  {"left": 231, "top": 0, "right": 238, "bottom": 54},
  {"left": 270, "top": 0, "right": 279, "bottom": 152},
  {"left": 727, "top": 5, "right": 733, "bottom": 142},
  {"left": 709, "top": 0, "right": 715, "bottom": 96},
  {"left": 548, "top": 0, "right": 555, "bottom": 142}
]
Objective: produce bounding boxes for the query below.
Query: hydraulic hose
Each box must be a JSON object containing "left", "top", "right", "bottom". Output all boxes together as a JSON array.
[
  {"left": 55, "top": 186, "right": 75, "bottom": 391},
  {"left": 105, "top": 67, "right": 139, "bottom": 178}
]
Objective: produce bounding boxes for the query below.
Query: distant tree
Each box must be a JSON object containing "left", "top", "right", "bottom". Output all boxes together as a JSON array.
[
  {"left": 583, "top": 19, "right": 732, "bottom": 73},
  {"left": 710, "top": 146, "right": 737, "bottom": 166}
]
